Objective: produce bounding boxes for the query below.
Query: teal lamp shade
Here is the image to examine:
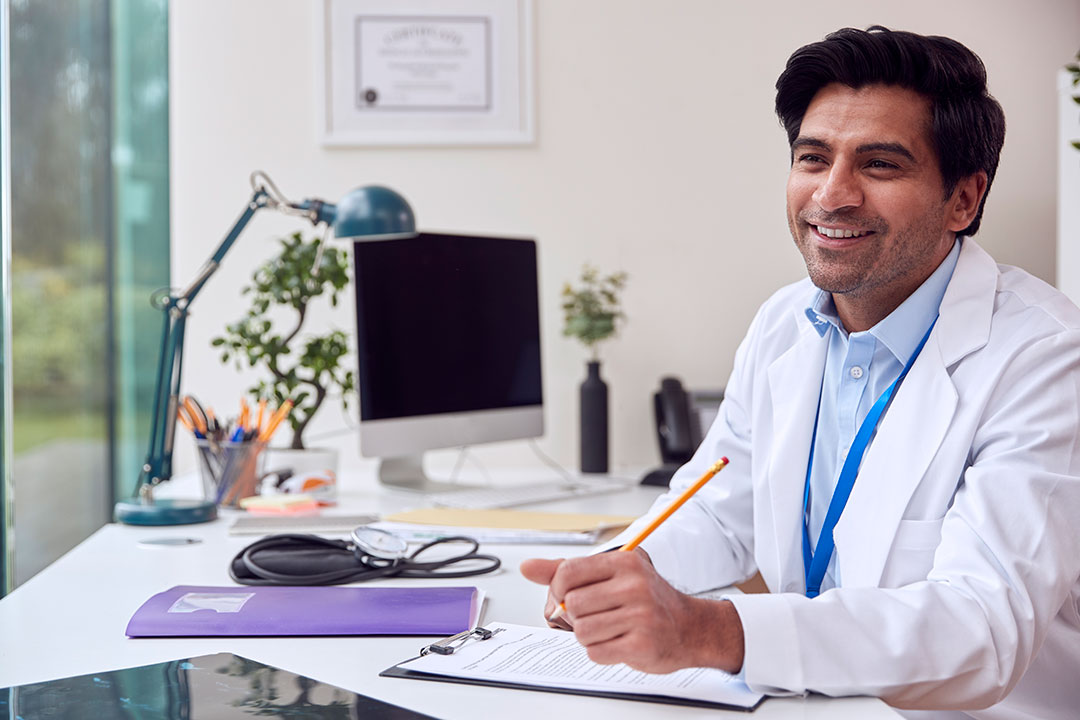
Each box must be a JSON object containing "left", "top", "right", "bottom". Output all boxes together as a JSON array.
[{"left": 329, "top": 185, "right": 416, "bottom": 240}]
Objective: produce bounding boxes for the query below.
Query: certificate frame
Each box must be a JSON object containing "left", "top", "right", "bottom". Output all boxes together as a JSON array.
[{"left": 317, "top": 0, "right": 534, "bottom": 146}]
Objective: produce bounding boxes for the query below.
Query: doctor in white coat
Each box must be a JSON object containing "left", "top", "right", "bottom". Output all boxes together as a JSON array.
[{"left": 523, "top": 27, "right": 1080, "bottom": 719}]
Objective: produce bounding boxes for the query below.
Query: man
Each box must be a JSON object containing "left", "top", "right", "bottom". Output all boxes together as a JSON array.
[{"left": 522, "top": 27, "right": 1080, "bottom": 718}]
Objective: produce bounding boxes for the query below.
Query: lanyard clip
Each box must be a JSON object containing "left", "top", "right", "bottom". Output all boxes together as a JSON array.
[{"left": 421, "top": 626, "right": 503, "bottom": 656}]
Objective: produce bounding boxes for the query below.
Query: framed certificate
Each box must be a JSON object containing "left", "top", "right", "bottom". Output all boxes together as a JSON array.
[{"left": 317, "top": 0, "right": 534, "bottom": 146}]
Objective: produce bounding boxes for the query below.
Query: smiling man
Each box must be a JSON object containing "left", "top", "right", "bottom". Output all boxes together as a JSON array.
[{"left": 522, "top": 27, "right": 1080, "bottom": 718}]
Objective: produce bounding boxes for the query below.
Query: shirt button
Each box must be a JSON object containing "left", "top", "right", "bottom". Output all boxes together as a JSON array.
[{"left": 849, "top": 366, "right": 864, "bottom": 379}]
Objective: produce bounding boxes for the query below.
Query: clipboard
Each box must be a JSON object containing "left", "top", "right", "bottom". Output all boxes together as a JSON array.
[{"left": 379, "top": 622, "right": 765, "bottom": 712}]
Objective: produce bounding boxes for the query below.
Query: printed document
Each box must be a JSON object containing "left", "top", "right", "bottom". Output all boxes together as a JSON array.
[{"left": 401, "top": 622, "right": 763, "bottom": 708}]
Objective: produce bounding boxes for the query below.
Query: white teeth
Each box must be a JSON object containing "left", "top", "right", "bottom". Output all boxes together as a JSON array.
[{"left": 816, "top": 225, "right": 870, "bottom": 239}]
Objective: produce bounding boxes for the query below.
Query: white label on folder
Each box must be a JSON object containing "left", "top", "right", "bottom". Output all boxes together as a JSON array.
[{"left": 168, "top": 592, "right": 256, "bottom": 614}]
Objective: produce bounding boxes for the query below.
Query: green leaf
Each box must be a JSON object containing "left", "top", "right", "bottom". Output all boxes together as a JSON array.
[
  {"left": 1072, "top": 140, "right": 1080, "bottom": 151},
  {"left": 210, "top": 230, "right": 355, "bottom": 447}
]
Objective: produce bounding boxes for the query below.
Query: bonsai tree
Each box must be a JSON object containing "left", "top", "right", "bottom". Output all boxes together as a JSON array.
[
  {"left": 212, "top": 231, "right": 355, "bottom": 449},
  {"left": 561, "top": 264, "right": 628, "bottom": 360}
]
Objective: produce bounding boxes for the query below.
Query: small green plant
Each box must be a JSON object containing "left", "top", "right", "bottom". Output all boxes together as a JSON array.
[
  {"left": 1068, "top": 50, "right": 1080, "bottom": 153},
  {"left": 211, "top": 232, "right": 355, "bottom": 449},
  {"left": 561, "top": 264, "right": 629, "bottom": 360}
]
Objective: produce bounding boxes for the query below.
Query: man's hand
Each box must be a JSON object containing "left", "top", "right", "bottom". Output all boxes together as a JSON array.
[{"left": 520, "top": 551, "right": 745, "bottom": 674}]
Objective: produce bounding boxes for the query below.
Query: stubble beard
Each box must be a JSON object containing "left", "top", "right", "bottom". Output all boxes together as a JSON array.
[{"left": 789, "top": 213, "right": 892, "bottom": 299}]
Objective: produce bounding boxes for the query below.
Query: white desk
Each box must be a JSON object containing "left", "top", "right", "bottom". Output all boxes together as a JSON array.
[{"left": 0, "top": 471, "right": 899, "bottom": 718}]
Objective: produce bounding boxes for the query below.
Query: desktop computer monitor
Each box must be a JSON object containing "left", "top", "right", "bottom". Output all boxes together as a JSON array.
[{"left": 352, "top": 231, "right": 543, "bottom": 491}]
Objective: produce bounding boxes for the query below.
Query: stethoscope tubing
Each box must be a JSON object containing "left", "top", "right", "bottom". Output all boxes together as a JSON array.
[{"left": 229, "top": 533, "right": 501, "bottom": 586}]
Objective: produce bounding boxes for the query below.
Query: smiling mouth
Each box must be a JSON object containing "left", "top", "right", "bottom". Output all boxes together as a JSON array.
[{"left": 814, "top": 225, "right": 874, "bottom": 239}]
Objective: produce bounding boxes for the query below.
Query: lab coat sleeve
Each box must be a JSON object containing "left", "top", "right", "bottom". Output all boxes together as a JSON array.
[
  {"left": 619, "top": 301, "right": 768, "bottom": 592},
  {"left": 727, "top": 330, "right": 1080, "bottom": 710}
]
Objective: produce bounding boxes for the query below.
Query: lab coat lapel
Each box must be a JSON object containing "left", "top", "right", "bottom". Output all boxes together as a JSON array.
[
  {"left": 765, "top": 314, "right": 829, "bottom": 592},
  {"left": 832, "top": 336, "right": 957, "bottom": 587},
  {"left": 832, "top": 239, "right": 996, "bottom": 588}
]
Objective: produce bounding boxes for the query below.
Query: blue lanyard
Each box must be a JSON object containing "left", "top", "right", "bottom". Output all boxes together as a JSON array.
[{"left": 801, "top": 318, "right": 937, "bottom": 598}]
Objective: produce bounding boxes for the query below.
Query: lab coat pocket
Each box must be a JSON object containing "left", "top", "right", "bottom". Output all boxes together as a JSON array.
[{"left": 880, "top": 517, "right": 945, "bottom": 587}]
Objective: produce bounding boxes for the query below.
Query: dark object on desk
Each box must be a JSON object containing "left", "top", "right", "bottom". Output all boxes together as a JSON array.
[
  {"left": 580, "top": 359, "right": 610, "bottom": 473},
  {"left": 641, "top": 463, "right": 683, "bottom": 487},
  {"left": 126, "top": 585, "right": 481, "bottom": 637},
  {"left": 229, "top": 532, "right": 500, "bottom": 585},
  {"left": 640, "top": 377, "right": 724, "bottom": 486},
  {"left": 0, "top": 651, "right": 436, "bottom": 719}
]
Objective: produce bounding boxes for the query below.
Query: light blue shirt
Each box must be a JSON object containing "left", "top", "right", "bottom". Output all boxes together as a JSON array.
[{"left": 803, "top": 239, "right": 961, "bottom": 591}]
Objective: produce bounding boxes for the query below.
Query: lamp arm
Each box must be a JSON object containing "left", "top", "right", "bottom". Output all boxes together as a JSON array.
[{"left": 136, "top": 186, "right": 276, "bottom": 497}]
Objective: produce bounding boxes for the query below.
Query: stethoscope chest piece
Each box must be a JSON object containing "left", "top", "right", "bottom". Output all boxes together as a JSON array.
[{"left": 351, "top": 526, "right": 409, "bottom": 561}]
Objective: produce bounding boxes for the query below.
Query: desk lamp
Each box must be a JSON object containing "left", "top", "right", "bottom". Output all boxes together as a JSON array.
[{"left": 115, "top": 171, "right": 416, "bottom": 525}]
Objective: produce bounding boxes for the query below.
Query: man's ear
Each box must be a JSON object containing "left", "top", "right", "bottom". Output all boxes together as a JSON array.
[{"left": 945, "top": 171, "right": 988, "bottom": 233}]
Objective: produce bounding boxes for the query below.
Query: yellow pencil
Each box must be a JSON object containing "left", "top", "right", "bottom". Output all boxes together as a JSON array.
[
  {"left": 547, "top": 456, "right": 730, "bottom": 623},
  {"left": 258, "top": 399, "right": 294, "bottom": 443},
  {"left": 255, "top": 398, "right": 267, "bottom": 434}
]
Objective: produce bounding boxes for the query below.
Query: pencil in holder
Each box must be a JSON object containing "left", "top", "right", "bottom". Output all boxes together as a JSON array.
[{"left": 195, "top": 439, "right": 267, "bottom": 508}]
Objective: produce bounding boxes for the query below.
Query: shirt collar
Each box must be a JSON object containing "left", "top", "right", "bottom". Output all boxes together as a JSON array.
[{"left": 803, "top": 239, "right": 961, "bottom": 363}]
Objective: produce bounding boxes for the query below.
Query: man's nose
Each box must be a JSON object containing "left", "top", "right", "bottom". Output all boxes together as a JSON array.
[{"left": 812, "top": 165, "right": 863, "bottom": 212}]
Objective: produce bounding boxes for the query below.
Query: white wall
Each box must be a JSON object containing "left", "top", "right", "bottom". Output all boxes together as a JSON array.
[
  {"left": 170, "top": 0, "right": 1080, "bottom": 477},
  {"left": 1058, "top": 68, "right": 1080, "bottom": 303}
]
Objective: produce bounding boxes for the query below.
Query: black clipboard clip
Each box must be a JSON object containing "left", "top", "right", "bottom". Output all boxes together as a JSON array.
[{"left": 421, "top": 626, "right": 505, "bottom": 656}]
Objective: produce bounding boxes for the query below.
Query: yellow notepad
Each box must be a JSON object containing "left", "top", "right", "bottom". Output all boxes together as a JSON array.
[
  {"left": 373, "top": 508, "right": 636, "bottom": 545},
  {"left": 385, "top": 508, "right": 634, "bottom": 532}
]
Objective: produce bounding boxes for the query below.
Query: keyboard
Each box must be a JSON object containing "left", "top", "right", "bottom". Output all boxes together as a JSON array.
[{"left": 428, "top": 478, "right": 628, "bottom": 509}]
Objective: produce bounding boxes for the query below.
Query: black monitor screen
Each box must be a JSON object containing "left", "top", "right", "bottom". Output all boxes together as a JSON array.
[{"left": 353, "top": 232, "right": 542, "bottom": 421}]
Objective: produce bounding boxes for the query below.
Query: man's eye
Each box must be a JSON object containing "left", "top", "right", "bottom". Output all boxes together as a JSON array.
[
  {"left": 797, "top": 154, "right": 826, "bottom": 164},
  {"left": 867, "top": 159, "right": 899, "bottom": 170}
]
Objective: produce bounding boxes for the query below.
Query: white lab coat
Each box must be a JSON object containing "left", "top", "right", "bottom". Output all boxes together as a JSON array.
[{"left": 631, "top": 239, "right": 1080, "bottom": 718}]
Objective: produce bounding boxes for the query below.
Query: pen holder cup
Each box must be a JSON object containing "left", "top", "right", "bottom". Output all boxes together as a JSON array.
[{"left": 195, "top": 439, "right": 267, "bottom": 508}]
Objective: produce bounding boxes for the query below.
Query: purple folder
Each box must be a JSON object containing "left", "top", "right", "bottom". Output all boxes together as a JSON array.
[{"left": 126, "top": 585, "right": 480, "bottom": 637}]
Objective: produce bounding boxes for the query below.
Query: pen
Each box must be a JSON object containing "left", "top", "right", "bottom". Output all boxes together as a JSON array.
[{"left": 547, "top": 456, "right": 730, "bottom": 623}]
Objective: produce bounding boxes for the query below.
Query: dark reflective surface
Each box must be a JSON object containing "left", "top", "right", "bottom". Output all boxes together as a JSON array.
[{"left": 0, "top": 652, "right": 434, "bottom": 719}]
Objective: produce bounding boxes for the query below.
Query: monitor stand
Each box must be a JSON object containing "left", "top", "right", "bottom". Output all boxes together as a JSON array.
[{"left": 376, "top": 455, "right": 468, "bottom": 494}]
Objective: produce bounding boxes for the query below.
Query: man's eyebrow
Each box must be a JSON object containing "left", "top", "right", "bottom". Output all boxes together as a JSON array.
[
  {"left": 855, "top": 142, "right": 916, "bottom": 162},
  {"left": 791, "top": 136, "right": 830, "bottom": 152}
]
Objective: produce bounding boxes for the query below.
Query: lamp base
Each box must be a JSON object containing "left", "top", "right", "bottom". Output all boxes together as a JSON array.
[{"left": 114, "top": 498, "right": 217, "bottom": 526}]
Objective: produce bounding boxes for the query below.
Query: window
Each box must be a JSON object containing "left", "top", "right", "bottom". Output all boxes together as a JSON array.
[{"left": 1, "top": 0, "right": 169, "bottom": 593}]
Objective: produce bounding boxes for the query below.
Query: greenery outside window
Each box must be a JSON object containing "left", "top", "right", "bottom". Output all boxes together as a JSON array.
[{"left": 1, "top": 0, "right": 169, "bottom": 594}]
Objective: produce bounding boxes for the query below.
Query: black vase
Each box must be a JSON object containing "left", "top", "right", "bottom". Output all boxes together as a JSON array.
[{"left": 579, "top": 360, "right": 609, "bottom": 474}]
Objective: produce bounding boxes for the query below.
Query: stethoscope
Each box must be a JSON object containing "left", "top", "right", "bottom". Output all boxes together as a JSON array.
[{"left": 229, "top": 526, "right": 502, "bottom": 586}]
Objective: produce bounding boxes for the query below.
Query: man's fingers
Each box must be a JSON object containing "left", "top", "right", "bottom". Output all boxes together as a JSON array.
[
  {"left": 520, "top": 557, "right": 563, "bottom": 585},
  {"left": 547, "top": 554, "right": 626, "bottom": 600}
]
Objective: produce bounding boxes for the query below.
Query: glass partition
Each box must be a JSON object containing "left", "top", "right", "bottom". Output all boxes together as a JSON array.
[
  {"left": 0, "top": 0, "right": 12, "bottom": 596},
  {"left": 5, "top": 0, "right": 168, "bottom": 588}
]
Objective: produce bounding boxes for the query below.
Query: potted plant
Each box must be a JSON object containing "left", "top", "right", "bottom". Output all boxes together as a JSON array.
[
  {"left": 211, "top": 231, "right": 355, "bottom": 496},
  {"left": 561, "top": 264, "right": 628, "bottom": 473}
]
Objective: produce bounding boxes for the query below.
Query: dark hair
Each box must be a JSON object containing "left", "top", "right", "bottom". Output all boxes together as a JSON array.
[{"left": 775, "top": 26, "right": 1005, "bottom": 236}]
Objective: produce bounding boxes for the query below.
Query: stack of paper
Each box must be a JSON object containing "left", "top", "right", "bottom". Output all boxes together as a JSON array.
[
  {"left": 368, "top": 508, "right": 636, "bottom": 545},
  {"left": 382, "top": 622, "right": 764, "bottom": 711}
]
